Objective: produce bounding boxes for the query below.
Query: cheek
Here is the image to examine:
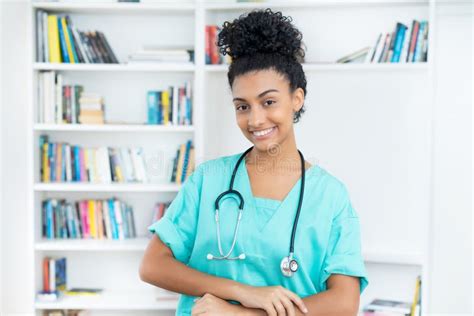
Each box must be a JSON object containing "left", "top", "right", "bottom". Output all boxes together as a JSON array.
[{"left": 235, "top": 113, "right": 248, "bottom": 131}]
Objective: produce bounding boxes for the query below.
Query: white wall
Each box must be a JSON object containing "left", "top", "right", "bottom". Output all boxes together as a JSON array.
[
  {"left": 430, "top": 2, "right": 472, "bottom": 315},
  {"left": 0, "top": 0, "right": 31, "bottom": 315}
]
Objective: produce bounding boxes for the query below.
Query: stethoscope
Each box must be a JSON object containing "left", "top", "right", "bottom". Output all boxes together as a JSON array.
[{"left": 206, "top": 146, "right": 306, "bottom": 278}]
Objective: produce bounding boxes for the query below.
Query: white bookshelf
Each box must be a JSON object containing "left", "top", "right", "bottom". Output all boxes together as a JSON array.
[{"left": 27, "top": 0, "right": 436, "bottom": 315}]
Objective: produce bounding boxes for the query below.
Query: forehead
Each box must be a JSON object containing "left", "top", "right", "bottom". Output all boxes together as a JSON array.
[{"left": 231, "top": 69, "right": 289, "bottom": 98}]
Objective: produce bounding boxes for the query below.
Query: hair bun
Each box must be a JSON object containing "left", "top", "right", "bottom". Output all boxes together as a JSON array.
[{"left": 218, "top": 8, "right": 305, "bottom": 62}]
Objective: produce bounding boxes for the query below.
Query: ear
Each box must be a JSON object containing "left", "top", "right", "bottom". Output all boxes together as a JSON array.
[{"left": 292, "top": 87, "right": 305, "bottom": 112}]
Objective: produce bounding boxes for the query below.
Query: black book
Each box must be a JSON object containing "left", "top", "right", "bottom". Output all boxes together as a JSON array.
[
  {"left": 97, "top": 31, "right": 119, "bottom": 63},
  {"left": 91, "top": 31, "right": 110, "bottom": 63},
  {"left": 79, "top": 31, "right": 98, "bottom": 63},
  {"left": 86, "top": 31, "right": 104, "bottom": 63}
]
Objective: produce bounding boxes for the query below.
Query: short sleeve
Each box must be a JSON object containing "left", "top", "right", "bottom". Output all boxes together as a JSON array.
[
  {"left": 319, "top": 184, "right": 369, "bottom": 294},
  {"left": 148, "top": 165, "right": 203, "bottom": 264}
]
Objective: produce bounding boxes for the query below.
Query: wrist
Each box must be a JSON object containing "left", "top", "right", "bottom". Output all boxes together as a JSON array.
[{"left": 230, "top": 282, "right": 249, "bottom": 302}]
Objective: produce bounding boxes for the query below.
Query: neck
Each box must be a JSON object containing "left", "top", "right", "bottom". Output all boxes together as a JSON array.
[{"left": 246, "top": 131, "right": 301, "bottom": 175}]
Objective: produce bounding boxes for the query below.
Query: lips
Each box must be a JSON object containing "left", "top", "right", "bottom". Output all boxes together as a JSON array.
[{"left": 250, "top": 126, "right": 276, "bottom": 140}]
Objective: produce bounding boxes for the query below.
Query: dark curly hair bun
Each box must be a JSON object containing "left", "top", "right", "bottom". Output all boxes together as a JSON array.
[{"left": 218, "top": 8, "right": 305, "bottom": 63}]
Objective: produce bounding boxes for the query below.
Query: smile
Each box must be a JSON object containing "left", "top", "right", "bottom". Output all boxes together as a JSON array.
[{"left": 251, "top": 127, "right": 276, "bottom": 138}]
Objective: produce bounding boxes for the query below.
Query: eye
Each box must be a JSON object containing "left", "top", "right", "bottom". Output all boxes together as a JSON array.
[
  {"left": 236, "top": 104, "right": 249, "bottom": 111},
  {"left": 264, "top": 100, "right": 275, "bottom": 106}
]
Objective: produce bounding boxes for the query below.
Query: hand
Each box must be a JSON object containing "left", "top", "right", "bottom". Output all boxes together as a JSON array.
[
  {"left": 192, "top": 293, "right": 244, "bottom": 316},
  {"left": 236, "top": 285, "right": 308, "bottom": 316}
]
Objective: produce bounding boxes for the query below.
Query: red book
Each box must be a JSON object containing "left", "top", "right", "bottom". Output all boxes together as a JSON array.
[
  {"left": 407, "top": 20, "right": 420, "bottom": 62},
  {"left": 43, "top": 257, "right": 50, "bottom": 292},
  {"left": 210, "top": 25, "right": 219, "bottom": 64}
]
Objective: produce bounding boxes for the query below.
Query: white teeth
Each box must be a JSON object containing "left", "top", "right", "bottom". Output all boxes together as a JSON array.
[{"left": 252, "top": 127, "right": 274, "bottom": 137}]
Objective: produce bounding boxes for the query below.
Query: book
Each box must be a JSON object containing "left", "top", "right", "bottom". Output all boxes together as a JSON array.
[{"left": 336, "top": 46, "right": 371, "bottom": 63}]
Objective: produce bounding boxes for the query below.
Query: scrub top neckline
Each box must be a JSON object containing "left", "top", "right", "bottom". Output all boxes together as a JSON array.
[{"left": 238, "top": 153, "right": 319, "bottom": 231}]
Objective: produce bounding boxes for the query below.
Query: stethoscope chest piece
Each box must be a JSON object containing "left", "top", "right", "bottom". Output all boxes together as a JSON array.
[{"left": 280, "top": 255, "right": 299, "bottom": 277}]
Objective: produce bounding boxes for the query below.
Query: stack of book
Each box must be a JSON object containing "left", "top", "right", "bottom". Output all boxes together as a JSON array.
[
  {"left": 363, "top": 276, "right": 422, "bottom": 316},
  {"left": 336, "top": 20, "right": 429, "bottom": 64},
  {"left": 36, "top": 11, "right": 119, "bottom": 64},
  {"left": 205, "top": 25, "right": 231, "bottom": 65},
  {"left": 128, "top": 46, "right": 194, "bottom": 64},
  {"left": 78, "top": 93, "right": 105, "bottom": 124},
  {"left": 37, "top": 257, "right": 67, "bottom": 302},
  {"left": 39, "top": 135, "right": 149, "bottom": 183},
  {"left": 146, "top": 82, "right": 192, "bottom": 126},
  {"left": 41, "top": 198, "right": 137, "bottom": 240},
  {"left": 170, "top": 140, "right": 194, "bottom": 184}
]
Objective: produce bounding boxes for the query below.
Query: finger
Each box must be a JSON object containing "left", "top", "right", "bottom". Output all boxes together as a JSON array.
[
  {"left": 264, "top": 303, "right": 277, "bottom": 316},
  {"left": 272, "top": 300, "right": 286, "bottom": 316},
  {"left": 282, "top": 289, "right": 308, "bottom": 314},
  {"left": 278, "top": 294, "right": 295, "bottom": 316}
]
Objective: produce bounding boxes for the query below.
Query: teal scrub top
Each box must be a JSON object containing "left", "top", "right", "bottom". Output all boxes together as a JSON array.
[{"left": 148, "top": 152, "right": 369, "bottom": 315}]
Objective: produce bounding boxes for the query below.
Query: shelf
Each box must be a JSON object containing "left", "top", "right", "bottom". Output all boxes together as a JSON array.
[
  {"left": 35, "top": 289, "right": 179, "bottom": 310},
  {"left": 205, "top": 63, "right": 429, "bottom": 73},
  {"left": 35, "top": 237, "right": 150, "bottom": 251},
  {"left": 34, "top": 123, "right": 195, "bottom": 133},
  {"left": 204, "top": 0, "right": 429, "bottom": 10},
  {"left": 35, "top": 237, "right": 425, "bottom": 266},
  {"left": 32, "top": 1, "right": 195, "bottom": 14},
  {"left": 33, "top": 183, "right": 181, "bottom": 192},
  {"left": 33, "top": 62, "right": 196, "bottom": 72}
]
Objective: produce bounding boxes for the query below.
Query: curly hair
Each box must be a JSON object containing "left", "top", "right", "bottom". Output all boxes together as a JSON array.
[{"left": 217, "top": 8, "right": 307, "bottom": 123}]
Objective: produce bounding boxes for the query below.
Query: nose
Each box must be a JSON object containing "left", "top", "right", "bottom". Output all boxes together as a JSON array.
[{"left": 248, "top": 105, "right": 265, "bottom": 128}]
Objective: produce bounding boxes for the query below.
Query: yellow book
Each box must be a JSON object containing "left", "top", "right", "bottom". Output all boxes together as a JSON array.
[
  {"left": 96, "top": 200, "right": 104, "bottom": 239},
  {"left": 88, "top": 200, "right": 97, "bottom": 238},
  {"left": 47, "top": 15, "right": 62, "bottom": 63},
  {"left": 60, "top": 17, "right": 75, "bottom": 63},
  {"left": 410, "top": 276, "right": 421, "bottom": 316},
  {"left": 43, "top": 142, "right": 49, "bottom": 182},
  {"left": 162, "top": 90, "right": 169, "bottom": 125}
]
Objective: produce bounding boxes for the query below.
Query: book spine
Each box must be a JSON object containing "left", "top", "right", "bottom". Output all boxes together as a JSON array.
[
  {"left": 61, "top": 16, "right": 75, "bottom": 63},
  {"left": 57, "top": 17, "right": 69, "bottom": 63},
  {"left": 97, "top": 31, "right": 119, "bottom": 63},
  {"left": 407, "top": 20, "right": 420, "bottom": 62},
  {"left": 391, "top": 23, "right": 407, "bottom": 63},
  {"left": 47, "top": 15, "right": 61, "bottom": 63},
  {"left": 413, "top": 21, "right": 425, "bottom": 62}
]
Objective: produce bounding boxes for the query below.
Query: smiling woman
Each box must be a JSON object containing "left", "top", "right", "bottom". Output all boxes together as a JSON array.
[{"left": 140, "top": 8, "right": 368, "bottom": 316}]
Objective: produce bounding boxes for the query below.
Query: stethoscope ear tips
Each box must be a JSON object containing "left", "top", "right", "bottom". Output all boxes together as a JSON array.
[
  {"left": 238, "top": 253, "right": 246, "bottom": 260},
  {"left": 207, "top": 254, "right": 213, "bottom": 260}
]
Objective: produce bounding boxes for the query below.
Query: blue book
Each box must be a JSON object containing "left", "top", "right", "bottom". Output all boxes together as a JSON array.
[
  {"left": 181, "top": 140, "right": 192, "bottom": 183},
  {"left": 47, "top": 200, "right": 54, "bottom": 239},
  {"left": 108, "top": 199, "right": 118, "bottom": 240},
  {"left": 391, "top": 23, "right": 407, "bottom": 63},
  {"left": 61, "top": 144, "right": 66, "bottom": 182},
  {"left": 73, "top": 146, "right": 80, "bottom": 182},
  {"left": 50, "top": 143, "right": 56, "bottom": 181},
  {"left": 65, "top": 16, "right": 79, "bottom": 63},
  {"left": 121, "top": 202, "right": 129, "bottom": 238},
  {"left": 147, "top": 91, "right": 159, "bottom": 124},
  {"left": 57, "top": 17, "right": 70, "bottom": 63}
]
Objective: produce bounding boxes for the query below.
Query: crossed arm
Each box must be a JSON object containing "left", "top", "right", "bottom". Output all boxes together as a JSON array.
[{"left": 139, "top": 235, "right": 360, "bottom": 316}]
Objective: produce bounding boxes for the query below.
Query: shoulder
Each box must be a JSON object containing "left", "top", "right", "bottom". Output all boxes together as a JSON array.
[
  {"left": 309, "top": 165, "right": 355, "bottom": 217},
  {"left": 195, "top": 152, "right": 240, "bottom": 177}
]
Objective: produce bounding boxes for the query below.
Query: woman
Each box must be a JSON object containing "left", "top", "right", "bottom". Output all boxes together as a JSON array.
[{"left": 140, "top": 9, "right": 368, "bottom": 316}]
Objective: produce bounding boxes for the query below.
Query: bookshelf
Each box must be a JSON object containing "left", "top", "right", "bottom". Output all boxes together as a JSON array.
[{"left": 27, "top": 0, "right": 436, "bottom": 315}]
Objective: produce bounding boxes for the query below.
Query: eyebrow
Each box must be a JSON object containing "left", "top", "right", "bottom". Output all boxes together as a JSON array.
[{"left": 233, "top": 89, "right": 279, "bottom": 102}]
